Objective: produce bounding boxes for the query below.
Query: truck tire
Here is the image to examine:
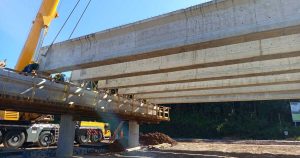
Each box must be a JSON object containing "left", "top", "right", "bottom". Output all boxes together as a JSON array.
[
  {"left": 91, "top": 130, "right": 103, "bottom": 143},
  {"left": 0, "top": 130, "right": 3, "bottom": 144},
  {"left": 3, "top": 131, "right": 26, "bottom": 149},
  {"left": 38, "top": 131, "right": 54, "bottom": 147},
  {"left": 76, "top": 130, "right": 89, "bottom": 145}
]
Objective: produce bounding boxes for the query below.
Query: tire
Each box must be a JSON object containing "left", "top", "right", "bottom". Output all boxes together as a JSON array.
[
  {"left": 76, "top": 130, "right": 89, "bottom": 145},
  {"left": 3, "top": 131, "right": 26, "bottom": 149},
  {"left": 38, "top": 131, "right": 54, "bottom": 147},
  {"left": 0, "top": 130, "right": 3, "bottom": 144},
  {"left": 91, "top": 130, "right": 103, "bottom": 143}
]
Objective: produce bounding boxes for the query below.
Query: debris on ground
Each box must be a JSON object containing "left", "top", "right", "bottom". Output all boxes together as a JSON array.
[
  {"left": 148, "top": 143, "right": 172, "bottom": 150},
  {"left": 140, "top": 132, "right": 177, "bottom": 146},
  {"left": 108, "top": 139, "right": 128, "bottom": 152}
]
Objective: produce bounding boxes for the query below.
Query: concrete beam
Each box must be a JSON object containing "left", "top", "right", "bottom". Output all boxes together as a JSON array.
[
  {"left": 71, "top": 34, "right": 300, "bottom": 81},
  {"left": 148, "top": 90, "right": 300, "bottom": 104},
  {"left": 98, "top": 56, "right": 300, "bottom": 88},
  {"left": 39, "top": 0, "right": 300, "bottom": 72},
  {"left": 135, "top": 83, "right": 300, "bottom": 99},
  {"left": 118, "top": 73, "right": 300, "bottom": 94}
]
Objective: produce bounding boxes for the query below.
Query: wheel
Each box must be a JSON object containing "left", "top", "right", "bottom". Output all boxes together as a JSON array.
[
  {"left": 0, "top": 130, "right": 3, "bottom": 144},
  {"left": 76, "top": 130, "right": 89, "bottom": 145},
  {"left": 3, "top": 131, "right": 26, "bottom": 149},
  {"left": 38, "top": 131, "right": 54, "bottom": 147},
  {"left": 90, "top": 131, "right": 103, "bottom": 143}
]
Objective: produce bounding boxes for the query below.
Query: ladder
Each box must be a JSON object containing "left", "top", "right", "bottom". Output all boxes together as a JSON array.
[{"left": 54, "top": 127, "right": 59, "bottom": 143}]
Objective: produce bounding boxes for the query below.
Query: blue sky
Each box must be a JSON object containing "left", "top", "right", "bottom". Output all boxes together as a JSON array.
[{"left": 0, "top": 0, "right": 209, "bottom": 68}]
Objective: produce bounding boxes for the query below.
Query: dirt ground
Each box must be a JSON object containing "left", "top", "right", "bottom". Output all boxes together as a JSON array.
[
  {"left": 83, "top": 140, "right": 300, "bottom": 158},
  {"left": 1, "top": 140, "right": 300, "bottom": 157}
]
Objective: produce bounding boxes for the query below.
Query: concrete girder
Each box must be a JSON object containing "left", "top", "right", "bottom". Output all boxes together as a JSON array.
[
  {"left": 39, "top": 0, "right": 300, "bottom": 72},
  {"left": 71, "top": 33, "right": 300, "bottom": 81},
  {"left": 134, "top": 83, "right": 300, "bottom": 99},
  {"left": 148, "top": 90, "right": 300, "bottom": 104},
  {"left": 117, "top": 73, "right": 300, "bottom": 94},
  {"left": 98, "top": 56, "right": 300, "bottom": 88}
]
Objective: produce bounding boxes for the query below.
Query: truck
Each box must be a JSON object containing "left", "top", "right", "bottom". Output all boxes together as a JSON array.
[
  {"left": 0, "top": 0, "right": 111, "bottom": 149},
  {"left": 0, "top": 112, "right": 111, "bottom": 148}
]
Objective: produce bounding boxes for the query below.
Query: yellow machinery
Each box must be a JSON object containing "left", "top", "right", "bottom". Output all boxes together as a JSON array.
[
  {"left": 75, "top": 121, "right": 112, "bottom": 144},
  {"left": 80, "top": 121, "right": 111, "bottom": 138},
  {"left": 15, "top": 0, "right": 59, "bottom": 71}
]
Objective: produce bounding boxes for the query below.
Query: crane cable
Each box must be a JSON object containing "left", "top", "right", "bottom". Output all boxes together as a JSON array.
[
  {"left": 50, "top": 0, "right": 81, "bottom": 45},
  {"left": 43, "top": 0, "right": 80, "bottom": 57},
  {"left": 68, "top": 0, "right": 92, "bottom": 39}
]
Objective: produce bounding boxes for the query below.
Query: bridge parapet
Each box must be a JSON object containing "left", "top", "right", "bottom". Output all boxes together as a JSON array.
[{"left": 0, "top": 69, "right": 169, "bottom": 123}]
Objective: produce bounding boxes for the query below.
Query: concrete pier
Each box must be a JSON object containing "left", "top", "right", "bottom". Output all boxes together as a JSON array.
[
  {"left": 56, "top": 115, "right": 76, "bottom": 158},
  {"left": 128, "top": 121, "right": 139, "bottom": 148}
]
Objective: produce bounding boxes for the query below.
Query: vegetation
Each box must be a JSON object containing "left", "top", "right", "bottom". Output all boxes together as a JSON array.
[{"left": 141, "top": 100, "right": 300, "bottom": 140}]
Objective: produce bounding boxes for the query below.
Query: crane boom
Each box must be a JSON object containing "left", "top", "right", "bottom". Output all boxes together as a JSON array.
[{"left": 15, "top": 0, "right": 59, "bottom": 71}]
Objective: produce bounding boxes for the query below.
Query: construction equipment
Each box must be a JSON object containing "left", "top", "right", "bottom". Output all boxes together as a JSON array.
[
  {"left": 75, "top": 121, "right": 111, "bottom": 144},
  {"left": 0, "top": 0, "right": 112, "bottom": 148}
]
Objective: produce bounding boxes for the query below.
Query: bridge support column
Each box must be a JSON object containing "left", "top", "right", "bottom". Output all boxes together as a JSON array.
[
  {"left": 128, "top": 121, "right": 139, "bottom": 148},
  {"left": 56, "top": 115, "right": 76, "bottom": 158}
]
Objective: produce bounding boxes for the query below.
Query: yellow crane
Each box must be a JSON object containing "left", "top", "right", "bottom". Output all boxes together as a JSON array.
[{"left": 15, "top": 0, "right": 59, "bottom": 71}]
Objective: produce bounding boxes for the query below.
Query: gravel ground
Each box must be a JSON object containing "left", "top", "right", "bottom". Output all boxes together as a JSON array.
[
  {"left": 1, "top": 140, "right": 300, "bottom": 158},
  {"left": 83, "top": 140, "right": 300, "bottom": 158}
]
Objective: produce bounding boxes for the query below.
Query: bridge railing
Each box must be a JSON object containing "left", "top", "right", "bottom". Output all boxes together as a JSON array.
[{"left": 0, "top": 68, "right": 170, "bottom": 121}]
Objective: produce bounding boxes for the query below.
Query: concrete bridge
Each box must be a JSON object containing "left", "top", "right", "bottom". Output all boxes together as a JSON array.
[
  {"left": 38, "top": 0, "right": 300, "bottom": 105},
  {"left": 33, "top": 0, "right": 300, "bottom": 156}
]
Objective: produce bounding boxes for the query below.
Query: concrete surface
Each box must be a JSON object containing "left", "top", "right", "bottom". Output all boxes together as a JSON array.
[
  {"left": 134, "top": 83, "right": 300, "bottom": 99},
  {"left": 117, "top": 73, "right": 300, "bottom": 94},
  {"left": 39, "top": 0, "right": 300, "bottom": 72},
  {"left": 56, "top": 115, "right": 76, "bottom": 158},
  {"left": 148, "top": 90, "right": 300, "bottom": 104},
  {"left": 71, "top": 33, "right": 300, "bottom": 81},
  {"left": 128, "top": 121, "right": 139, "bottom": 148},
  {"left": 98, "top": 56, "right": 300, "bottom": 88}
]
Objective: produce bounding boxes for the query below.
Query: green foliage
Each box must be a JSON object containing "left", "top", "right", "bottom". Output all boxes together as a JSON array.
[{"left": 141, "top": 100, "right": 300, "bottom": 140}]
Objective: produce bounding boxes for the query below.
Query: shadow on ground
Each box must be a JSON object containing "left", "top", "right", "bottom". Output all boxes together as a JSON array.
[{"left": 116, "top": 150, "right": 300, "bottom": 158}]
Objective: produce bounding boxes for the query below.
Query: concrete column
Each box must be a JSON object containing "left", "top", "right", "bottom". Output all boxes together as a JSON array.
[
  {"left": 56, "top": 115, "right": 76, "bottom": 158},
  {"left": 128, "top": 121, "right": 139, "bottom": 148}
]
